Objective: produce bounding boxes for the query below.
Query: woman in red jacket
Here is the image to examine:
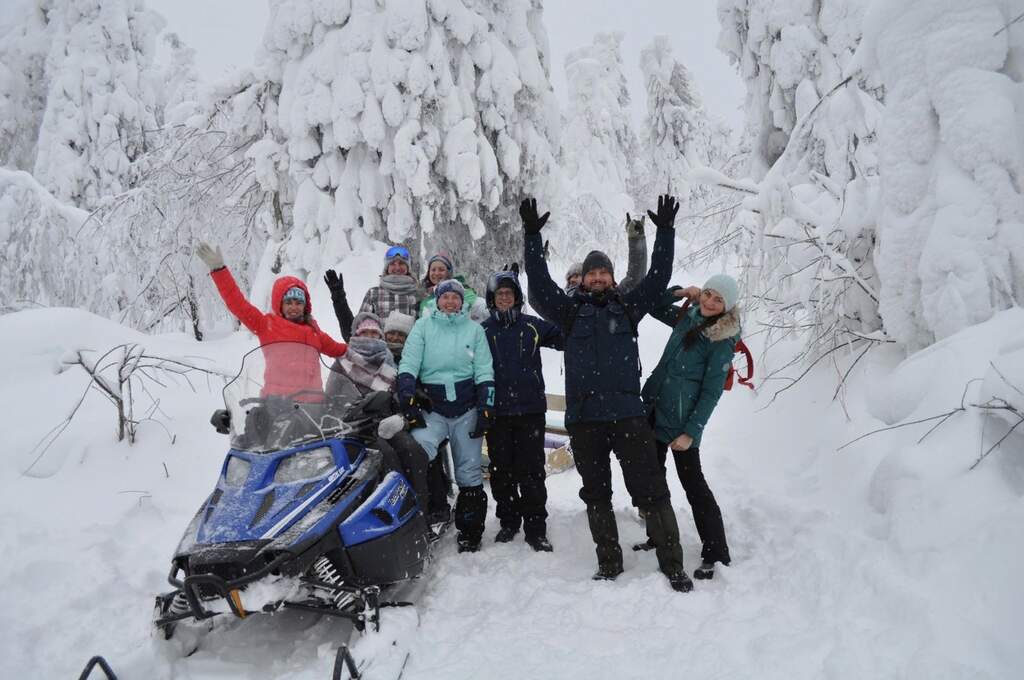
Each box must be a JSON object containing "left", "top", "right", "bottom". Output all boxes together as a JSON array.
[{"left": 197, "top": 242, "right": 346, "bottom": 399}]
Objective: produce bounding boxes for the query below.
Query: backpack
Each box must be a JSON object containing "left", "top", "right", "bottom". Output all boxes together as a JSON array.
[{"left": 675, "top": 299, "right": 754, "bottom": 392}]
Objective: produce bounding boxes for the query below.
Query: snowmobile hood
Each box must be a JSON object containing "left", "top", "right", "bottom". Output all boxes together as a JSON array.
[
  {"left": 194, "top": 439, "right": 361, "bottom": 546},
  {"left": 270, "top": 276, "right": 313, "bottom": 319}
]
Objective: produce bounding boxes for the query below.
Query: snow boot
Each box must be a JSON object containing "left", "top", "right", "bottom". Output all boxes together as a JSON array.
[
  {"left": 591, "top": 564, "right": 624, "bottom": 581},
  {"left": 454, "top": 485, "right": 488, "bottom": 551},
  {"left": 585, "top": 503, "right": 623, "bottom": 578},
  {"left": 495, "top": 526, "right": 519, "bottom": 543},
  {"left": 667, "top": 571, "right": 694, "bottom": 593},
  {"left": 632, "top": 538, "right": 656, "bottom": 552},
  {"left": 525, "top": 534, "right": 554, "bottom": 552},
  {"left": 642, "top": 501, "right": 685, "bottom": 576},
  {"left": 457, "top": 536, "right": 481, "bottom": 553},
  {"left": 694, "top": 561, "right": 716, "bottom": 580}
]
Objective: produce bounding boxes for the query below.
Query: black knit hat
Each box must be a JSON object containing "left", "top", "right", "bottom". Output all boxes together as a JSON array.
[{"left": 581, "top": 250, "right": 614, "bottom": 280}]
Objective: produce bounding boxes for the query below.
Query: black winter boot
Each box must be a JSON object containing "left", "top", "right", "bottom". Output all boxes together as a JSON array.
[
  {"left": 525, "top": 534, "right": 553, "bottom": 552},
  {"left": 667, "top": 571, "right": 694, "bottom": 593},
  {"left": 642, "top": 501, "right": 685, "bottom": 576},
  {"left": 585, "top": 503, "right": 623, "bottom": 578},
  {"left": 495, "top": 526, "right": 518, "bottom": 543},
  {"left": 455, "top": 485, "right": 488, "bottom": 551},
  {"left": 694, "top": 561, "right": 716, "bottom": 580},
  {"left": 426, "top": 456, "right": 451, "bottom": 517}
]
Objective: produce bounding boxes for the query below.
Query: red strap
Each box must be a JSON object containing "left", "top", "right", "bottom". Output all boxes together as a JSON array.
[{"left": 734, "top": 339, "right": 755, "bottom": 390}]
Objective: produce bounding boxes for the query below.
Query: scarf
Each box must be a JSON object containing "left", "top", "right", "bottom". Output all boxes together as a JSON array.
[
  {"left": 339, "top": 337, "right": 397, "bottom": 392},
  {"left": 379, "top": 274, "right": 419, "bottom": 295}
]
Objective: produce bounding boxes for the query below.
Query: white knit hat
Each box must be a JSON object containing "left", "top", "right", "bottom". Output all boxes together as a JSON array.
[{"left": 383, "top": 310, "right": 415, "bottom": 336}]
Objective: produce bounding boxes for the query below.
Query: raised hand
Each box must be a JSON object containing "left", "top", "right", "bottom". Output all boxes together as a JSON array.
[
  {"left": 196, "top": 242, "right": 224, "bottom": 271},
  {"left": 647, "top": 194, "right": 680, "bottom": 230},
  {"left": 323, "top": 269, "right": 345, "bottom": 297},
  {"left": 625, "top": 213, "right": 646, "bottom": 239},
  {"left": 519, "top": 197, "right": 550, "bottom": 235}
]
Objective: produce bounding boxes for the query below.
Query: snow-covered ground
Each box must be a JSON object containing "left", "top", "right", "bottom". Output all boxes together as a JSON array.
[{"left": 1, "top": 278, "right": 1022, "bottom": 678}]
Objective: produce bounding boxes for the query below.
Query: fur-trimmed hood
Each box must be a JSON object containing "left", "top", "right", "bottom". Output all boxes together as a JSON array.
[{"left": 703, "top": 306, "right": 742, "bottom": 343}]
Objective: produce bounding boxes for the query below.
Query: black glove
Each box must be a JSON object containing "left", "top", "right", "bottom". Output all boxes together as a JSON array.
[
  {"left": 323, "top": 269, "right": 345, "bottom": 298},
  {"left": 519, "top": 198, "right": 550, "bottom": 235},
  {"left": 468, "top": 407, "right": 494, "bottom": 439},
  {"left": 647, "top": 194, "right": 680, "bottom": 230},
  {"left": 210, "top": 409, "right": 231, "bottom": 434},
  {"left": 625, "top": 213, "right": 646, "bottom": 239},
  {"left": 413, "top": 388, "right": 434, "bottom": 412},
  {"left": 402, "top": 396, "right": 427, "bottom": 429}
]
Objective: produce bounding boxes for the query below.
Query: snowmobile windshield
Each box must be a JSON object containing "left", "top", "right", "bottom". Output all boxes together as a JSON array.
[{"left": 223, "top": 343, "right": 356, "bottom": 453}]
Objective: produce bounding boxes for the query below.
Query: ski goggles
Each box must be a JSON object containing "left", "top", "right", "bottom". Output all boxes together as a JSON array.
[
  {"left": 282, "top": 287, "right": 306, "bottom": 304},
  {"left": 385, "top": 245, "right": 411, "bottom": 261}
]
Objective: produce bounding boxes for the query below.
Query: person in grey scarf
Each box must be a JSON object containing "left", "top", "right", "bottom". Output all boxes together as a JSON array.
[{"left": 358, "top": 245, "right": 423, "bottom": 318}]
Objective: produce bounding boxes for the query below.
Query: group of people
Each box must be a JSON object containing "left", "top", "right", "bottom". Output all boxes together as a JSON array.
[{"left": 195, "top": 192, "right": 742, "bottom": 593}]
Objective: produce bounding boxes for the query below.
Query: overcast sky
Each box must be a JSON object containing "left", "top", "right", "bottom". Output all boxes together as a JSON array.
[{"left": 146, "top": 0, "right": 744, "bottom": 130}]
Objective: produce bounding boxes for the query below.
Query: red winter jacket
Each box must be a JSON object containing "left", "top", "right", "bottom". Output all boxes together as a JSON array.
[{"left": 211, "top": 268, "right": 347, "bottom": 399}]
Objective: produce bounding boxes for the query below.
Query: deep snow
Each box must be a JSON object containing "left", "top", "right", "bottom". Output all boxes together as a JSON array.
[{"left": 1, "top": 281, "right": 1022, "bottom": 678}]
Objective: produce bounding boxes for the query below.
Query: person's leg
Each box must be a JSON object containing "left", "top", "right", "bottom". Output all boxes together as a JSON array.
[
  {"left": 411, "top": 414, "right": 451, "bottom": 523},
  {"left": 610, "top": 418, "right": 685, "bottom": 580},
  {"left": 448, "top": 409, "right": 488, "bottom": 550},
  {"left": 385, "top": 432, "right": 430, "bottom": 511},
  {"left": 515, "top": 413, "right": 550, "bottom": 544},
  {"left": 673, "top": 446, "right": 731, "bottom": 567},
  {"left": 486, "top": 416, "right": 521, "bottom": 538},
  {"left": 567, "top": 421, "right": 621, "bottom": 576}
]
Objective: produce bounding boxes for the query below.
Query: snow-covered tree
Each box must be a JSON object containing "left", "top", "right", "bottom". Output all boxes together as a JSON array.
[
  {"left": 32, "top": 0, "right": 165, "bottom": 209},
  {"left": 552, "top": 32, "right": 640, "bottom": 265},
  {"left": 221, "top": 0, "right": 560, "bottom": 292},
  {"left": 0, "top": 1, "right": 53, "bottom": 171},
  {"left": 856, "top": 0, "right": 1024, "bottom": 349},
  {"left": 714, "top": 0, "right": 885, "bottom": 375}
]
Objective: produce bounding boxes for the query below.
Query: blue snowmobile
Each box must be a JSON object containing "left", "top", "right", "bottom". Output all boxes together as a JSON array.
[{"left": 154, "top": 343, "right": 429, "bottom": 639}]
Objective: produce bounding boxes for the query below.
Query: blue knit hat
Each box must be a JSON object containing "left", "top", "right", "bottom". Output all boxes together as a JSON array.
[
  {"left": 703, "top": 274, "right": 739, "bottom": 311},
  {"left": 434, "top": 278, "right": 465, "bottom": 304}
]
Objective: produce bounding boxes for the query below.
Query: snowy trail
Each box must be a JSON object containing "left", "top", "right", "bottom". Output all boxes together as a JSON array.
[{"left": 2, "top": 309, "right": 1021, "bottom": 679}]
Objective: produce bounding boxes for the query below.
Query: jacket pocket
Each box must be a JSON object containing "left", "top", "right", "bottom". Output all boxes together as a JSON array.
[
  {"left": 569, "top": 305, "right": 595, "bottom": 338},
  {"left": 607, "top": 303, "right": 632, "bottom": 336}
]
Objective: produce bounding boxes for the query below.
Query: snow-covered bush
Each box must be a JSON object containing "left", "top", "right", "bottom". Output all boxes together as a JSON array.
[{"left": 0, "top": 0, "right": 52, "bottom": 172}]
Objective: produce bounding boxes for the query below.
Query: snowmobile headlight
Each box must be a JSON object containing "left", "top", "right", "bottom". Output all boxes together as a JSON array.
[
  {"left": 273, "top": 447, "right": 335, "bottom": 484},
  {"left": 225, "top": 456, "right": 251, "bottom": 486}
]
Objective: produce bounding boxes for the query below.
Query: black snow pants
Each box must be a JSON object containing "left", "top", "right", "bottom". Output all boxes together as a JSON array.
[
  {"left": 485, "top": 413, "right": 548, "bottom": 538},
  {"left": 567, "top": 417, "right": 684, "bottom": 575},
  {"left": 378, "top": 432, "right": 429, "bottom": 511},
  {"left": 656, "top": 443, "right": 731, "bottom": 566}
]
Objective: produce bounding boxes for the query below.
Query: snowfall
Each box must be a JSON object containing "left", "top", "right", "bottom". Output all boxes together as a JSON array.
[{"left": 0, "top": 247, "right": 1020, "bottom": 680}]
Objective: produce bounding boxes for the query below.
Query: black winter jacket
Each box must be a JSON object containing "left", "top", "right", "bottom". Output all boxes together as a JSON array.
[
  {"left": 482, "top": 310, "right": 564, "bottom": 416},
  {"left": 523, "top": 226, "right": 675, "bottom": 424}
]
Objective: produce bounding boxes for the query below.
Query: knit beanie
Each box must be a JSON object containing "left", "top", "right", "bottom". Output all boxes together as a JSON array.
[
  {"left": 428, "top": 251, "right": 454, "bottom": 274},
  {"left": 383, "top": 311, "right": 415, "bottom": 336},
  {"left": 434, "top": 278, "right": 465, "bottom": 303},
  {"left": 351, "top": 311, "right": 383, "bottom": 337},
  {"left": 565, "top": 262, "right": 583, "bottom": 284},
  {"left": 581, "top": 250, "right": 614, "bottom": 280},
  {"left": 703, "top": 274, "right": 740, "bottom": 311}
]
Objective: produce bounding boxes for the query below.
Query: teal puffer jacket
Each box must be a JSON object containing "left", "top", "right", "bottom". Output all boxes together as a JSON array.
[{"left": 641, "top": 302, "right": 741, "bottom": 448}]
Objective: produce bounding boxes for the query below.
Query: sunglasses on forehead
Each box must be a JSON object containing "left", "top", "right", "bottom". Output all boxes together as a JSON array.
[{"left": 386, "top": 245, "right": 410, "bottom": 260}]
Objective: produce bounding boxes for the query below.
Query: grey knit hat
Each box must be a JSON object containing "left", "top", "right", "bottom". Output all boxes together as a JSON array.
[
  {"left": 581, "top": 250, "right": 614, "bottom": 279},
  {"left": 565, "top": 262, "right": 583, "bottom": 284}
]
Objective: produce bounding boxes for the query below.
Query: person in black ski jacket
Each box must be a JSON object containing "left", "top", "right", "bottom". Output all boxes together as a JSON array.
[
  {"left": 481, "top": 270, "right": 564, "bottom": 552},
  {"left": 521, "top": 195, "right": 694, "bottom": 593}
]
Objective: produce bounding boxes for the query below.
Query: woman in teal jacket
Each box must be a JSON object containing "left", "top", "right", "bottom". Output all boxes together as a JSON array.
[
  {"left": 397, "top": 278, "right": 495, "bottom": 553},
  {"left": 640, "top": 274, "right": 741, "bottom": 580}
]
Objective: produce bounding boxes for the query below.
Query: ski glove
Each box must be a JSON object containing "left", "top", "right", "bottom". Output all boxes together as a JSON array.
[
  {"left": 468, "top": 407, "right": 494, "bottom": 439},
  {"left": 210, "top": 408, "right": 231, "bottom": 434},
  {"left": 401, "top": 397, "right": 427, "bottom": 429},
  {"left": 323, "top": 269, "right": 345, "bottom": 298},
  {"left": 196, "top": 242, "right": 225, "bottom": 271},
  {"left": 647, "top": 194, "right": 680, "bottom": 230},
  {"left": 519, "top": 198, "right": 550, "bottom": 235}
]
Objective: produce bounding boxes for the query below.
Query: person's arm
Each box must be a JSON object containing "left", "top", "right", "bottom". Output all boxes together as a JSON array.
[
  {"left": 324, "top": 270, "right": 354, "bottom": 341},
  {"left": 537, "top": 317, "right": 565, "bottom": 352},
  {"left": 316, "top": 328, "right": 348, "bottom": 358},
  {"left": 210, "top": 267, "right": 266, "bottom": 334},
  {"left": 472, "top": 325, "right": 495, "bottom": 407},
  {"left": 623, "top": 196, "right": 679, "bottom": 319},
  {"left": 524, "top": 233, "right": 571, "bottom": 324},
  {"left": 358, "top": 287, "right": 375, "bottom": 315},
  {"left": 618, "top": 217, "right": 648, "bottom": 294},
  {"left": 681, "top": 340, "right": 735, "bottom": 441}
]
